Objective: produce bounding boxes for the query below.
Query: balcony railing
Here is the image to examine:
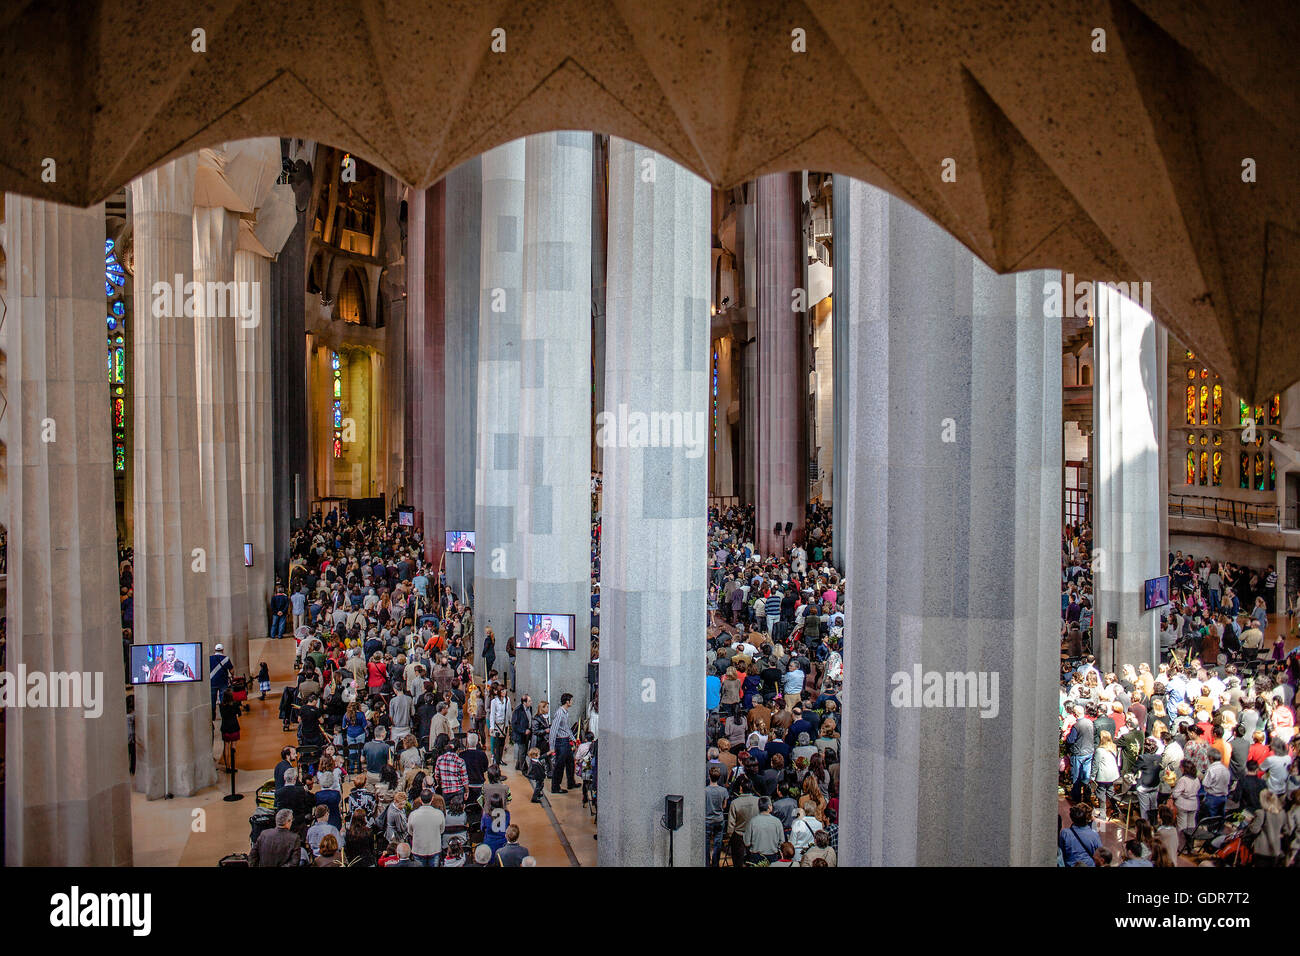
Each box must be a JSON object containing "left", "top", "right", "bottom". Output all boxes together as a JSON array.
[{"left": 1168, "top": 494, "right": 1281, "bottom": 530}]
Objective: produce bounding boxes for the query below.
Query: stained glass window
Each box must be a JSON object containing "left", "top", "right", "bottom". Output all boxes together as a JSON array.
[
  {"left": 1200, "top": 451, "right": 1209, "bottom": 485},
  {"left": 1212, "top": 451, "right": 1222, "bottom": 486},
  {"left": 1186, "top": 451, "right": 1196, "bottom": 485},
  {"left": 1186, "top": 386, "right": 1196, "bottom": 425},
  {"left": 1255, "top": 453, "right": 1265, "bottom": 490},
  {"left": 1212, "top": 385, "right": 1221, "bottom": 424},
  {"left": 1200, "top": 368, "right": 1209, "bottom": 379},
  {"left": 1240, "top": 399, "right": 1250, "bottom": 425},
  {"left": 1270, "top": 394, "right": 1281, "bottom": 425},
  {"left": 1199, "top": 386, "right": 1209, "bottom": 424},
  {"left": 712, "top": 350, "right": 718, "bottom": 450},
  {"left": 1240, "top": 452, "right": 1250, "bottom": 488},
  {"left": 331, "top": 351, "right": 343, "bottom": 458},
  {"left": 1256, "top": 405, "right": 1265, "bottom": 425},
  {"left": 1186, "top": 368, "right": 1196, "bottom": 381},
  {"left": 105, "top": 238, "right": 127, "bottom": 472},
  {"left": 1269, "top": 456, "right": 1276, "bottom": 491}
]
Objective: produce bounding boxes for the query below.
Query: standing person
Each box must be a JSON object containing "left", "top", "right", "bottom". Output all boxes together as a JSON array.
[
  {"left": 270, "top": 584, "right": 290, "bottom": 640},
  {"left": 209, "top": 643, "right": 233, "bottom": 720},
  {"left": 511, "top": 694, "right": 534, "bottom": 771},
  {"left": 218, "top": 689, "right": 241, "bottom": 772},
  {"left": 256, "top": 661, "right": 271, "bottom": 701},
  {"left": 292, "top": 586, "right": 308, "bottom": 633},
  {"left": 505, "top": 634, "right": 517, "bottom": 692},
  {"left": 407, "top": 789, "right": 446, "bottom": 867},
  {"left": 549, "top": 693, "right": 579, "bottom": 794},
  {"left": 481, "top": 628, "right": 497, "bottom": 683},
  {"left": 488, "top": 685, "right": 508, "bottom": 766}
]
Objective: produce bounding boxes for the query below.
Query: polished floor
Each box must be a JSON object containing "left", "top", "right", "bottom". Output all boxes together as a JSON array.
[{"left": 130, "top": 637, "right": 597, "bottom": 866}]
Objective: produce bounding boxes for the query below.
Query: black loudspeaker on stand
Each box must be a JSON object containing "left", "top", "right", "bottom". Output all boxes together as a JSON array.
[{"left": 661, "top": 794, "right": 684, "bottom": 865}]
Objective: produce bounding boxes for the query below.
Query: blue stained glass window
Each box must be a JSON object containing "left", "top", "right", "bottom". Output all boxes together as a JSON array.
[
  {"left": 107, "top": 316, "right": 118, "bottom": 330},
  {"left": 112, "top": 301, "right": 125, "bottom": 316}
]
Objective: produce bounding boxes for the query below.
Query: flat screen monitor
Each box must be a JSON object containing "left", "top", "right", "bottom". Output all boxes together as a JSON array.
[
  {"left": 243, "top": 543, "right": 254, "bottom": 567},
  {"left": 515, "top": 612, "right": 576, "bottom": 651},
  {"left": 446, "top": 530, "right": 476, "bottom": 553},
  {"left": 1144, "top": 575, "right": 1170, "bottom": 611},
  {"left": 130, "top": 643, "right": 204, "bottom": 685},
  {"left": 397, "top": 507, "right": 415, "bottom": 527}
]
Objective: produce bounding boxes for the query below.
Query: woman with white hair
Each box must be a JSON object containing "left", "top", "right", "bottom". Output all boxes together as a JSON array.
[{"left": 789, "top": 806, "right": 823, "bottom": 862}]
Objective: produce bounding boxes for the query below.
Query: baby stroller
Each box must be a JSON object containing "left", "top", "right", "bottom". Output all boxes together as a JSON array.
[{"left": 278, "top": 685, "right": 297, "bottom": 732}]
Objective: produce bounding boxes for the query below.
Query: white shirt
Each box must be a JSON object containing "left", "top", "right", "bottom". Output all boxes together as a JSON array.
[{"left": 407, "top": 805, "right": 446, "bottom": 856}]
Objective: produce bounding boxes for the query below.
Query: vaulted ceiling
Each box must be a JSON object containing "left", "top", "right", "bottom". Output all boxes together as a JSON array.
[{"left": 1, "top": 0, "right": 1295, "bottom": 398}]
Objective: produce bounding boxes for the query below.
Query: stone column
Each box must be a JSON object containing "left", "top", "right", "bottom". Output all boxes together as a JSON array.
[
  {"left": 408, "top": 184, "right": 446, "bottom": 568},
  {"left": 193, "top": 196, "right": 250, "bottom": 674},
  {"left": 754, "top": 172, "right": 804, "bottom": 556},
  {"left": 236, "top": 245, "right": 273, "bottom": 635},
  {"left": 236, "top": 185, "right": 296, "bottom": 630},
  {"left": 516, "top": 131, "right": 592, "bottom": 715},
  {"left": 597, "top": 139, "right": 709, "bottom": 867},
  {"left": 1094, "top": 283, "right": 1162, "bottom": 669},
  {"left": 128, "top": 156, "right": 217, "bottom": 799},
  {"left": 832, "top": 186, "right": 850, "bottom": 556},
  {"left": 445, "top": 158, "right": 481, "bottom": 602},
  {"left": 835, "top": 179, "right": 1060, "bottom": 866},
  {"left": 4, "top": 195, "right": 132, "bottom": 865},
  {"left": 407, "top": 189, "right": 426, "bottom": 527},
  {"left": 474, "top": 140, "right": 525, "bottom": 662}
]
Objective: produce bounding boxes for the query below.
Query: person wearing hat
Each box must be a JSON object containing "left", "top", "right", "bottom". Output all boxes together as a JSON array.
[{"left": 209, "top": 642, "right": 233, "bottom": 720}]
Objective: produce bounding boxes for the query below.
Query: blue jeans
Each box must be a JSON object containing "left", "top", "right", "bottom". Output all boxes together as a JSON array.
[
  {"left": 271, "top": 613, "right": 287, "bottom": 639},
  {"left": 1200, "top": 793, "right": 1226, "bottom": 821},
  {"left": 706, "top": 823, "right": 724, "bottom": 866},
  {"left": 414, "top": 852, "right": 441, "bottom": 867},
  {"left": 1069, "top": 754, "right": 1093, "bottom": 801}
]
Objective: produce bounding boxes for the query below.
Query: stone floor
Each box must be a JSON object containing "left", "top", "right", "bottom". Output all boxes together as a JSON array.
[{"left": 129, "top": 637, "right": 597, "bottom": 866}]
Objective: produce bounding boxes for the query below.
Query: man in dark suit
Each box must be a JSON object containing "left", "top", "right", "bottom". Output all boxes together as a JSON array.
[
  {"left": 250, "top": 809, "right": 303, "bottom": 866},
  {"left": 274, "top": 767, "right": 315, "bottom": 833},
  {"left": 496, "top": 824, "right": 529, "bottom": 866}
]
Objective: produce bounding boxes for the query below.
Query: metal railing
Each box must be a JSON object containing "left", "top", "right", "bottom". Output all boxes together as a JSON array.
[{"left": 1168, "top": 494, "right": 1281, "bottom": 530}]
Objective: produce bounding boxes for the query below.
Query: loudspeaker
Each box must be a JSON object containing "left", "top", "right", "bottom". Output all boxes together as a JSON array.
[
  {"left": 784, "top": 521, "right": 793, "bottom": 534},
  {"left": 1106, "top": 621, "right": 1118, "bottom": 643},
  {"left": 773, "top": 523, "right": 783, "bottom": 535},
  {"left": 664, "top": 794, "right": 684, "bottom": 831}
]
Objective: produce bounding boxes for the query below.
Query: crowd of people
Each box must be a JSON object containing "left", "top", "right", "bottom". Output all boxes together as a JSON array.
[
  {"left": 1058, "top": 522, "right": 1300, "bottom": 866},
  {"left": 701, "top": 501, "right": 844, "bottom": 865}
]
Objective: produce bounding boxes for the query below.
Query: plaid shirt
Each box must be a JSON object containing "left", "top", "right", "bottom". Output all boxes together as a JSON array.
[{"left": 435, "top": 752, "right": 468, "bottom": 793}]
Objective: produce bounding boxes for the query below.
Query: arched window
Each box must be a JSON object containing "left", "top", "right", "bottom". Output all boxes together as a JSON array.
[
  {"left": 1212, "top": 385, "right": 1222, "bottom": 425},
  {"left": 1240, "top": 452, "right": 1250, "bottom": 488},
  {"left": 1200, "top": 450, "right": 1209, "bottom": 486},
  {"left": 1199, "top": 385, "right": 1209, "bottom": 424},
  {"left": 1255, "top": 453, "right": 1265, "bottom": 491},
  {"left": 1186, "top": 386, "right": 1196, "bottom": 425},
  {"left": 1187, "top": 450, "right": 1196, "bottom": 485},
  {"left": 1212, "top": 451, "right": 1222, "bottom": 486}
]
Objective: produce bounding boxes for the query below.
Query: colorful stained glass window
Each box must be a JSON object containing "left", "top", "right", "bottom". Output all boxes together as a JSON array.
[
  {"left": 1240, "top": 452, "right": 1250, "bottom": 488},
  {"left": 1200, "top": 452, "right": 1209, "bottom": 485},
  {"left": 1199, "top": 434, "right": 1208, "bottom": 446},
  {"left": 105, "top": 238, "right": 127, "bottom": 471},
  {"left": 1269, "top": 456, "right": 1276, "bottom": 490},
  {"left": 1255, "top": 453, "right": 1266, "bottom": 490},
  {"left": 1212, "top": 451, "right": 1222, "bottom": 486},
  {"left": 1186, "top": 350, "right": 1195, "bottom": 360},
  {"left": 1256, "top": 405, "right": 1265, "bottom": 425},
  {"left": 1270, "top": 394, "right": 1281, "bottom": 425},
  {"left": 1200, "top": 368, "right": 1209, "bottom": 379},
  {"left": 1200, "top": 386, "right": 1209, "bottom": 424},
  {"left": 1212, "top": 385, "right": 1222, "bottom": 424},
  {"left": 1187, "top": 451, "right": 1196, "bottom": 485},
  {"left": 1186, "top": 386, "right": 1196, "bottom": 425},
  {"left": 331, "top": 351, "right": 343, "bottom": 458},
  {"left": 1187, "top": 434, "right": 1195, "bottom": 446},
  {"left": 1186, "top": 368, "right": 1196, "bottom": 381},
  {"left": 1240, "top": 399, "right": 1250, "bottom": 425},
  {"left": 712, "top": 350, "right": 718, "bottom": 450}
]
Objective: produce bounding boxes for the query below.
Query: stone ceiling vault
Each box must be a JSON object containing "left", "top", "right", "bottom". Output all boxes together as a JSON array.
[{"left": 0, "top": 0, "right": 1295, "bottom": 397}]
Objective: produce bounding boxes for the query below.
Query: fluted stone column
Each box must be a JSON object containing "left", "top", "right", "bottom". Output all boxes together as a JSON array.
[
  {"left": 4, "top": 195, "right": 132, "bottom": 865},
  {"left": 407, "top": 184, "right": 446, "bottom": 568},
  {"left": 516, "top": 131, "right": 592, "bottom": 714},
  {"left": 474, "top": 141, "right": 525, "bottom": 659},
  {"left": 754, "top": 172, "right": 804, "bottom": 556},
  {"left": 1094, "top": 283, "right": 1162, "bottom": 669},
  {"left": 236, "top": 246, "right": 273, "bottom": 635},
  {"left": 193, "top": 201, "right": 250, "bottom": 674},
  {"left": 236, "top": 184, "right": 296, "bottom": 634},
  {"left": 129, "top": 156, "right": 217, "bottom": 799},
  {"left": 597, "top": 140, "right": 709, "bottom": 867},
  {"left": 836, "top": 179, "right": 1060, "bottom": 866},
  {"left": 445, "top": 159, "right": 481, "bottom": 601}
]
